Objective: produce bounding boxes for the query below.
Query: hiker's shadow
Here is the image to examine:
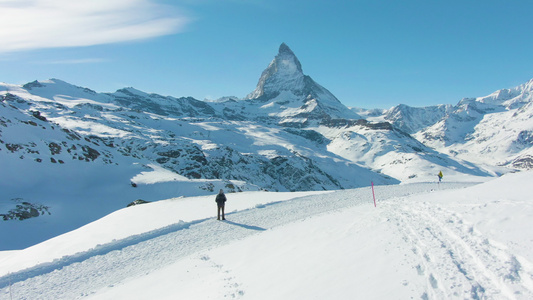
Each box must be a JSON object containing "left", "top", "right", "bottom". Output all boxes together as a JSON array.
[{"left": 224, "top": 220, "right": 266, "bottom": 231}]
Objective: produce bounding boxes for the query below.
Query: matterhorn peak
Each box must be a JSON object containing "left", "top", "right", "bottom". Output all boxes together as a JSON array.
[
  {"left": 278, "top": 42, "right": 292, "bottom": 54},
  {"left": 245, "top": 43, "right": 360, "bottom": 121},
  {"left": 246, "top": 43, "right": 306, "bottom": 100},
  {"left": 276, "top": 43, "right": 303, "bottom": 74}
]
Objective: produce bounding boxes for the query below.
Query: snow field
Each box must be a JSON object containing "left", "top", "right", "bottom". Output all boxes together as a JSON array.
[
  {"left": 1, "top": 174, "right": 533, "bottom": 299},
  {"left": 0, "top": 190, "right": 328, "bottom": 275}
]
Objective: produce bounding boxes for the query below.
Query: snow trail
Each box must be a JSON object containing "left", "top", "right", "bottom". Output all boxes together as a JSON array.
[
  {"left": 0, "top": 182, "right": 487, "bottom": 299},
  {"left": 387, "top": 198, "right": 533, "bottom": 299}
]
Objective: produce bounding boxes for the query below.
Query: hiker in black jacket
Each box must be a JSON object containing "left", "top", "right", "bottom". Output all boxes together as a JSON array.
[{"left": 215, "top": 189, "right": 227, "bottom": 220}]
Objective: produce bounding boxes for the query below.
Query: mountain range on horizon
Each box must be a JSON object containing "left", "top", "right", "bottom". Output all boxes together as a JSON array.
[{"left": 2, "top": 43, "right": 533, "bottom": 248}]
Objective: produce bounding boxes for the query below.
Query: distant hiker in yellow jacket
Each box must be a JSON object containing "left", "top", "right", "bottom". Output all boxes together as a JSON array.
[{"left": 438, "top": 171, "right": 443, "bottom": 183}]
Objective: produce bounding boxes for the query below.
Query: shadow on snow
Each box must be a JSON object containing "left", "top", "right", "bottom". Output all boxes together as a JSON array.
[{"left": 223, "top": 220, "right": 266, "bottom": 231}]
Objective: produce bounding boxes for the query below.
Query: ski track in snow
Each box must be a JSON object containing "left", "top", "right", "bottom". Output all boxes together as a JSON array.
[
  {"left": 388, "top": 198, "right": 533, "bottom": 299},
  {"left": 2, "top": 182, "right": 532, "bottom": 299}
]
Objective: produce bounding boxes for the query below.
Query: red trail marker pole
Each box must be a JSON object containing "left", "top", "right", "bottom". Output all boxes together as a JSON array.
[{"left": 371, "top": 181, "right": 376, "bottom": 207}]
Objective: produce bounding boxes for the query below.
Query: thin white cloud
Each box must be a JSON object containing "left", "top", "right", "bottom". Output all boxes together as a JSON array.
[
  {"left": 34, "top": 58, "right": 109, "bottom": 65},
  {"left": 0, "top": 0, "right": 190, "bottom": 53}
]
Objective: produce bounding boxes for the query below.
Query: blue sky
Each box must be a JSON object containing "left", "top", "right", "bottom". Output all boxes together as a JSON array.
[{"left": 1, "top": 0, "right": 533, "bottom": 109}]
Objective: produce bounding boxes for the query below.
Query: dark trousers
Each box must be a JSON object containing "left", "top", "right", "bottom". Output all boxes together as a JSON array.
[{"left": 217, "top": 204, "right": 225, "bottom": 220}]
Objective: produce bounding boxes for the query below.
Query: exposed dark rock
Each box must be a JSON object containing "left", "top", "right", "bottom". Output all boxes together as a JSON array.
[
  {"left": 49, "top": 142, "right": 62, "bottom": 155},
  {"left": 1, "top": 199, "right": 50, "bottom": 221},
  {"left": 31, "top": 110, "right": 48, "bottom": 122},
  {"left": 127, "top": 199, "right": 151, "bottom": 207},
  {"left": 22, "top": 80, "right": 45, "bottom": 90},
  {"left": 82, "top": 146, "right": 100, "bottom": 161},
  {"left": 284, "top": 128, "right": 328, "bottom": 145},
  {"left": 510, "top": 155, "right": 533, "bottom": 170},
  {"left": 6, "top": 143, "right": 23, "bottom": 153}
]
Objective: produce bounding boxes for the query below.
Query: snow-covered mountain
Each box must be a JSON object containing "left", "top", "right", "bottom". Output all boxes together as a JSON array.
[
  {"left": 346, "top": 78, "right": 533, "bottom": 176},
  {"left": 383, "top": 104, "right": 453, "bottom": 134},
  {"left": 314, "top": 120, "right": 489, "bottom": 182},
  {"left": 409, "top": 78, "right": 533, "bottom": 170},
  {"left": 1, "top": 43, "right": 532, "bottom": 249},
  {"left": 243, "top": 43, "right": 359, "bottom": 125}
]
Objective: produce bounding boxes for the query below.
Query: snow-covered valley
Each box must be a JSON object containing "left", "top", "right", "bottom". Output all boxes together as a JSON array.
[{"left": 1, "top": 172, "right": 532, "bottom": 299}]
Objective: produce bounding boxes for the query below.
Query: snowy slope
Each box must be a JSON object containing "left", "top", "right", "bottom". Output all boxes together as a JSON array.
[
  {"left": 313, "top": 120, "right": 493, "bottom": 182},
  {"left": 1, "top": 78, "right": 398, "bottom": 249},
  {"left": 413, "top": 79, "right": 533, "bottom": 170},
  {"left": 302, "top": 112, "right": 495, "bottom": 184},
  {"left": 384, "top": 103, "right": 453, "bottom": 134},
  {"left": 0, "top": 82, "right": 268, "bottom": 249},
  {"left": 357, "top": 77, "right": 533, "bottom": 173},
  {"left": 1, "top": 172, "right": 532, "bottom": 299},
  {"left": 1, "top": 77, "right": 393, "bottom": 192}
]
